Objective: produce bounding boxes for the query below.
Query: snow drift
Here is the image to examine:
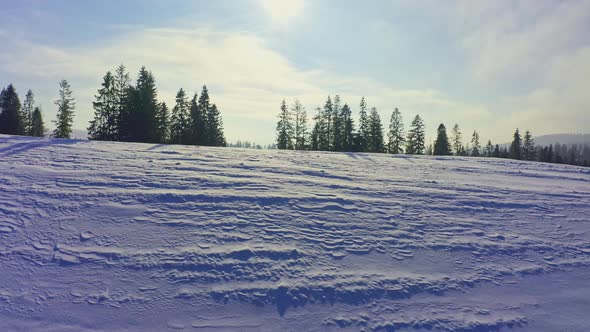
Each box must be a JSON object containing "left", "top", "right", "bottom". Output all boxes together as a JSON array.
[{"left": 0, "top": 135, "right": 589, "bottom": 331}]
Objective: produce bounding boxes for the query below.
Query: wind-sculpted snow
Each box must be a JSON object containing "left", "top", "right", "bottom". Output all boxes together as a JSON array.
[{"left": 1, "top": 135, "right": 589, "bottom": 331}]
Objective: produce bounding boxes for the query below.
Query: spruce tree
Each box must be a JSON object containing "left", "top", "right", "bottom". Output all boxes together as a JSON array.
[
  {"left": 0, "top": 84, "right": 23, "bottom": 135},
  {"left": 30, "top": 107, "right": 45, "bottom": 137},
  {"left": 22, "top": 90, "right": 34, "bottom": 135},
  {"left": 358, "top": 97, "right": 369, "bottom": 152},
  {"left": 53, "top": 80, "right": 76, "bottom": 139},
  {"left": 88, "top": 71, "right": 117, "bottom": 140},
  {"left": 114, "top": 64, "right": 131, "bottom": 140},
  {"left": 310, "top": 107, "right": 322, "bottom": 151},
  {"left": 156, "top": 102, "right": 169, "bottom": 143},
  {"left": 322, "top": 96, "right": 333, "bottom": 150},
  {"left": 169, "top": 88, "right": 190, "bottom": 144},
  {"left": 470, "top": 130, "right": 481, "bottom": 157},
  {"left": 484, "top": 140, "right": 494, "bottom": 157},
  {"left": 332, "top": 95, "right": 342, "bottom": 151},
  {"left": 433, "top": 123, "right": 451, "bottom": 155},
  {"left": 276, "top": 99, "right": 293, "bottom": 150},
  {"left": 493, "top": 144, "right": 500, "bottom": 158},
  {"left": 510, "top": 129, "right": 522, "bottom": 160},
  {"left": 207, "top": 103, "right": 226, "bottom": 146},
  {"left": 387, "top": 108, "right": 404, "bottom": 154},
  {"left": 522, "top": 130, "right": 536, "bottom": 161},
  {"left": 189, "top": 92, "right": 206, "bottom": 145},
  {"left": 127, "top": 67, "right": 159, "bottom": 143},
  {"left": 406, "top": 114, "right": 425, "bottom": 154},
  {"left": 292, "top": 99, "right": 308, "bottom": 150},
  {"left": 451, "top": 123, "right": 462, "bottom": 156},
  {"left": 340, "top": 104, "right": 355, "bottom": 152},
  {"left": 197, "top": 86, "right": 212, "bottom": 145},
  {"left": 367, "top": 107, "right": 385, "bottom": 153}
]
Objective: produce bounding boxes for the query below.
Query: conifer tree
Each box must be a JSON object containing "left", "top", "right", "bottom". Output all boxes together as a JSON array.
[
  {"left": 332, "top": 95, "right": 342, "bottom": 151},
  {"left": 470, "top": 130, "right": 481, "bottom": 157},
  {"left": 322, "top": 96, "right": 333, "bottom": 150},
  {"left": 22, "top": 89, "right": 34, "bottom": 135},
  {"left": 156, "top": 102, "right": 169, "bottom": 143},
  {"left": 433, "top": 123, "right": 451, "bottom": 155},
  {"left": 493, "top": 144, "right": 500, "bottom": 158},
  {"left": 127, "top": 67, "right": 159, "bottom": 143},
  {"left": 0, "top": 84, "right": 23, "bottom": 135},
  {"left": 197, "top": 86, "right": 212, "bottom": 145},
  {"left": 310, "top": 107, "right": 322, "bottom": 151},
  {"left": 169, "top": 88, "right": 190, "bottom": 144},
  {"left": 451, "top": 123, "right": 462, "bottom": 156},
  {"left": 114, "top": 64, "right": 131, "bottom": 140},
  {"left": 358, "top": 97, "right": 369, "bottom": 152},
  {"left": 276, "top": 99, "right": 293, "bottom": 150},
  {"left": 485, "top": 140, "right": 494, "bottom": 157},
  {"left": 522, "top": 130, "right": 536, "bottom": 161},
  {"left": 510, "top": 129, "right": 522, "bottom": 160},
  {"left": 387, "top": 108, "right": 404, "bottom": 154},
  {"left": 207, "top": 103, "right": 226, "bottom": 146},
  {"left": 53, "top": 80, "right": 76, "bottom": 139},
  {"left": 292, "top": 99, "right": 308, "bottom": 150},
  {"left": 30, "top": 107, "right": 45, "bottom": 137},
  {"left": 367, "top": 107, "right": 385, "bottom": 153},
  {"left": 190, "top": 91, "right": 206, "bottom": 145},
  {"left": 406, "top": 114, "right": 425, "bottom": 154},
  {"left": 340, "top": 104, "right": 355, "bottom": 152},
  {"left": 88, "top": 71, "right": 117, "bottom": 140}
]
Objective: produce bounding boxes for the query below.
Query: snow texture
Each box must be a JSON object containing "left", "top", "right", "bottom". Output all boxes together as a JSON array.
[{"left": 1, "top": 135, "right": 589, "bottom": 331}]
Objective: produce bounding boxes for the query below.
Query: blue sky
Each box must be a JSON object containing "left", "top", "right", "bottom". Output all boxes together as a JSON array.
[{"left": 1, "top": 0, "right": 589, "bottom": 144}]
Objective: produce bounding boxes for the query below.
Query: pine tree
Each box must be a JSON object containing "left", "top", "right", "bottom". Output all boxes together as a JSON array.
[
  {"left": 340, "top": 104, "right": 355, "bottom": 152},
  {"left": 197, "top": 86, "right": 212, "bottom": 145},
  {"left": 510, "top": 129, "right": 522, "bottom": 160},
  {"left": 22, "top": 90, "right": 34, "bottom": 135},
  {"left": 276, "top": 99, "right": 293, "bottom": 150},
  {"left": 156, "top": 102, "right": 169, "bottom": 143},
  {"left": 406, "top": 115, "right": 425, "bottom": 154},
  {"left": 0, "top": 84, "right": 23, "bottom": 135},
  {"left": 522, "top": 130, "right": 536, "bottom": 161},
  {"left": 358, "top": 97, "right": 369, "bottom": 152},
  {"left": 323, "top": 96, "right": 333, "bottom": 150},
  {"left": 493, "top": 144, "right": 500, "bottom": 158},
  {"left": 332, "top": 95, "right": 342, "bottom": 151},
  {"left": 310, "top": 107, "right": 322, "bottom": 151},
  {"left": 367, "top": 107, "right": 385, "bottom": 153},
  {"left": 88, "top": 71, "right": 117, "bottom": 140},
  {"left": 292, "top": 99, "right": 308, "bottom": 150},
  {"left": 169, "top": 88, "right": 190, "bottom": 144},
  {"left": 433, "top": 123, "right": 451, "bottom": 155},
  {"left": 207, "top": 103, "right": 226, "bottom": 146},
  {"left": 127, "top": 67, "right": 159, "bottom": 143},
  {"left": 451, "top": 123, "right": 462, "bottom": 156},
  {"left": 387, "top": 108, "right": 404, "bottom": 154},
  {"left": 114, "top": 64, "right": 131, "bottom": 140},
  {"left": 484, "top": 140, "right": 494, "bottom": 157},
  {"left": 53, "top": 80, "right": 75, "bottom": 139},
  {"left": 30, "top": 107, "right": 45, "bottom": 137},
  {"left": 470, "top": 130, "right": 481, "bottom": 157},
  {"left": 189, "top": 92, "right": 205, "bottom": 145}
]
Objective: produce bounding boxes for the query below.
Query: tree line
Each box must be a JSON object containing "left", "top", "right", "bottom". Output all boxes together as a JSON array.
[
  {"left": 275, "top": 96, "right": 590, "bottom": 167},
  {"left": 88, "top": 65, "right": 225, "bottom": 146},
  {"left": 0, "top": 65, "right": 226, "bottom": 147}
]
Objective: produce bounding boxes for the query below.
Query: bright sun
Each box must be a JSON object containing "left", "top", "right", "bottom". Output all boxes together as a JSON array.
[{"left": 259, "top": 0, "right": 305, "bottom": 26}]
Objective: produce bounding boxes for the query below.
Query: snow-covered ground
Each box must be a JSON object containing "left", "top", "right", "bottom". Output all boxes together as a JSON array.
[{"left": 1, "top": 134, "right": 589, "bottom": 332}]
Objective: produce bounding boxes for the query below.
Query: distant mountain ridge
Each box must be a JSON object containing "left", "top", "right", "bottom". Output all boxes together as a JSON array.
[{"left": 534, "top": 134, "right": 589, "bottom": 146}]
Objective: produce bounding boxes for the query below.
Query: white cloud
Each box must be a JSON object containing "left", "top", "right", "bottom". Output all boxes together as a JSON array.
[{"left": 258, "top": 0, "right": 305, "bottom": 27}]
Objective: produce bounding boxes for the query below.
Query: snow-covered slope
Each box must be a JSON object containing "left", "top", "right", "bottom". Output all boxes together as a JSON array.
[{"left": 1, "top": 135, "right": 589, "bottom": 332}]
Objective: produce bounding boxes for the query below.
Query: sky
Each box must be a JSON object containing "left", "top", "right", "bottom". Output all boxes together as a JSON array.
[{"left": 0, "top": 0, "right": 589, "bottom": 145}]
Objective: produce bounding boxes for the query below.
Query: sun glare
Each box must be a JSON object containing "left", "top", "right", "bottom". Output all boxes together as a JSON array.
[{"left": 259, "top": 0, "right": 304, "bottom": 26}]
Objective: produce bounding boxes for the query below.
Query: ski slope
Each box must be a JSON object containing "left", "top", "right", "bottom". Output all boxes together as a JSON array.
[{"left": 1, "top": 134, "right": 589, "bottom": 331}]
